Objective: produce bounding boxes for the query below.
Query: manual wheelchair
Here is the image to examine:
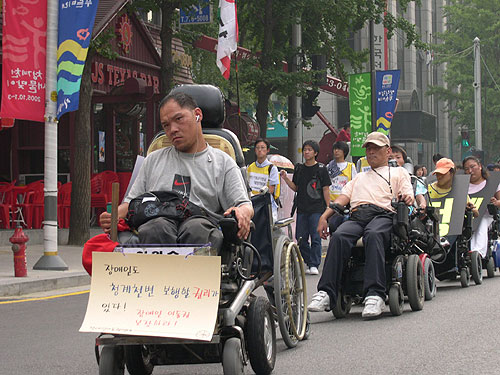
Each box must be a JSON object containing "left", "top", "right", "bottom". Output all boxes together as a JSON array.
[
  {"left": 93, "top": 84, "right": 308, "bottom": 375},
  {"left": 329, "top": 198, "right": 441, "bottom": 318}
]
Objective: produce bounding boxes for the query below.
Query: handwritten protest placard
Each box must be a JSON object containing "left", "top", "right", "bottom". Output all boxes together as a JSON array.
[{"left": 80, "top": 252, "right": 221, "bottom": 341}]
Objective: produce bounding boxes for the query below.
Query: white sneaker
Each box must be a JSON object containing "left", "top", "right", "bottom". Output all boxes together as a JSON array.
[
  {"left": 308, "top": 291, "right": 330, "bottom": 312},
  {"left": 309, "top": 266, "right": 319, "bottom": 275},
  {"left": 361, "top": 295, "right": 385, "bottom": 319},
  {"left": 304, "top": 267, "right": 311, "bottom": 274}
]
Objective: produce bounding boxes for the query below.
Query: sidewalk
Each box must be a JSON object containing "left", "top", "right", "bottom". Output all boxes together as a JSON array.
[{"left": 0, "top": 229, "right": 100, "bottom": 297}]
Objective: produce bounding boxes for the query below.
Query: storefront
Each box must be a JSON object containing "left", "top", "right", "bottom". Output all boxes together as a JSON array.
[{"left": 0, "top": 2, "right": 192, "bottom": 183}]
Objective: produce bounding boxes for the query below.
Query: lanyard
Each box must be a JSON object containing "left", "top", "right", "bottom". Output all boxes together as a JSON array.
[{"left": 372, "top": 167, "right": 393, "bottom": 195}]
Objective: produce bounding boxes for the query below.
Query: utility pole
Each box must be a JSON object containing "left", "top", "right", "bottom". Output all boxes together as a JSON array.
[
  {"left": 34, "top": 0, "right": 68, "bottom": 270},
  {"left": 288, "top": 20, "right": 302, "bottom": 164},
  {"left": 473, "top": 37, "right": 482, "bottom": 150},
  {"left": 369, "top": 18, "right": 376, "bottom": 132}
]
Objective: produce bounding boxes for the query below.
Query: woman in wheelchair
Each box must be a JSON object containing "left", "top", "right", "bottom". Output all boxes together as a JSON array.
[{"left": 99, "top": 91, "right": 253, "bottom": 247}]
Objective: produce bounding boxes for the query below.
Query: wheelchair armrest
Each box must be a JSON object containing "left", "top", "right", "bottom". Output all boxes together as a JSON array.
[{"left": 273, "top": 217, "right": 294, "bottom": 229}]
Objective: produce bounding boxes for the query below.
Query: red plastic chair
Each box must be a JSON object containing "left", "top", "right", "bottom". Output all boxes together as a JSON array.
[
  {"left": 91, "top": 171, "right": 119, "bottom": 224},
  {"left": 0, "top": 184, "right": 14, "bottom": 229},
  {"left": 57, "top": 182, "right": 72, "bottom": 228},
  {"left": 17, "top": 181, "right": 44, "bottom": 229},
  {"left": 117, "top": 172, "right": 132, "bottom": 203}
]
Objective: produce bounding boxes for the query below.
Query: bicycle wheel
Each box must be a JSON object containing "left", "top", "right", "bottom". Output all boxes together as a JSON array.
[{"left": 273, "top": 237, "right": 307, "bottom": 348}]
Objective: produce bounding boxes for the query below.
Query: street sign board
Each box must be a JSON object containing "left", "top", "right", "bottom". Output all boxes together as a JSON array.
[{"left": 180, "top": 1, "right": 212, "bottom": 25}]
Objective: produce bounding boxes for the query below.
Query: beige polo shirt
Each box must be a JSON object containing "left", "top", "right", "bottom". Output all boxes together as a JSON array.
[{"left": 341, "top": 166, "right": 414, "bottom": 212}]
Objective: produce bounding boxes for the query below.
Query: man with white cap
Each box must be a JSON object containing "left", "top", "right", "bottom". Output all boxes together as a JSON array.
[{"left": 308, "top": 131, "right": 414, "bottom": 319}]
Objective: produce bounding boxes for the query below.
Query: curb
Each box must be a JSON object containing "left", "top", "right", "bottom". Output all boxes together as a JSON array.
[{"left": 0, "top": 273, "right": 90, "bottom": 297}]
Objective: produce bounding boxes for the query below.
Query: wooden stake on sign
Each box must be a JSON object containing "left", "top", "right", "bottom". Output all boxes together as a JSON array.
[{"left": 110, "top": 182, "right": 120, "bottom": 242}]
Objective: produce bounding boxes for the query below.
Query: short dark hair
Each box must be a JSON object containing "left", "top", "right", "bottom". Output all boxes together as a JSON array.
[
  {"left": 343, "top": 121, "right": 350, "bottom": 130},
  {"left": 433, "top": 153, "right": 444, "bottom": 163},
  {"left": 391, "top": 144, "right": 408, "bottom": 162},
  {"left": 159, "top": 91, "right": 198, "bottom": 112},
  {"left": 254, "top": 138, "right": 270, "bottom": 150},
  {"left": 333, "top": 141, "right": 349, "bottom": 158},
  {"left": 302, "top": 140, "right": 320, "bottom": 156}
]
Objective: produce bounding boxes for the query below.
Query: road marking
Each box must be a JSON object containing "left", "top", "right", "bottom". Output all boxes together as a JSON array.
[{"left": 0, "top": 290, "right": 89, "bottom": 304}]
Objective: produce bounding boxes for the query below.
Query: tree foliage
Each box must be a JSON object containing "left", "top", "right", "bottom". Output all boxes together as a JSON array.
[
  {"left": 134, "top": 0, "right": 425, "bottom": 139},
  {"left": 429, "top": 0, "right": 500, "bottom": 161}
]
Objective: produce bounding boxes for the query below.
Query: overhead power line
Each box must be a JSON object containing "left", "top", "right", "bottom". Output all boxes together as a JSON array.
[{"left": 481, "top": 55, "right": 500, "bottom": 93}]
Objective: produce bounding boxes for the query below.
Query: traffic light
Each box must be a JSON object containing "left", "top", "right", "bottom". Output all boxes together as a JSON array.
[
  {"left": 461, "top": 128, "right": 470, "bottom": 147},
  {"left": 302, "top": 90, "right": 320, "bottom": 120}
]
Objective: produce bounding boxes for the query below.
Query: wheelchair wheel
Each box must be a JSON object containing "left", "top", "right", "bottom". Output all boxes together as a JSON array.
[
  {"left": 423, "top": 257, "right": 437, "bottom": 301},
  {"left": 470, "top": 251, "right": 483, "bottom": 285},
  {"left": 222, "top": 338, "right": 245, "bottom": 375},
  {"left": 460, "top": 268, "right": 470, "bottom": 288},
  {"left": 486, "top": 256, "right": 496, "bottom": 278},
  {"left": 332, "top": 287, "right": 352, "bottom": 319},
  {"left": 406, "top": 254, "right": 424, "bottom": 311},
  {"left": 247, "top": 297, "right": 276, "bottom": 375},
  {"left": 388, "top": 284, "right": 403, "bottom": 316},
  {"left": 273, "top": 237, "right": 307, "bottom": 348},
  {"left": 99, "top": 345, "right": 125, "bottom": 375},
  {"left": 124, "top": 345, "right": 154, "bottom": 375}
]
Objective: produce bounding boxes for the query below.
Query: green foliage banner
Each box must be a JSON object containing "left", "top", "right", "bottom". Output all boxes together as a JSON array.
[{"left": 349, "top": 72, "right": 372, "bottom": 157}]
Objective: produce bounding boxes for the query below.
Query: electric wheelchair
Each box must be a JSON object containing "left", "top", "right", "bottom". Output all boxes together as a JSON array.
[
  {"left": 93, "top": 84, "right": 308, "bottom": 375},
  {"left": 481, "top": 203, "right": 499, "bottom": 277},
  {"left": 329, "top": 199, "right": 430, "bottom": 318},
  {"left": 483, "top": 203, "right": 500, "bottom": 277},
  {"left": 433, "top": 206, "right": 483, "bottom": 287}
]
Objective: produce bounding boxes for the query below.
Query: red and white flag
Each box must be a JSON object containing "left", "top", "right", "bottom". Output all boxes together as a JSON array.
[{"left": 216, "top": 0, "right": 238, "bottom": 79}]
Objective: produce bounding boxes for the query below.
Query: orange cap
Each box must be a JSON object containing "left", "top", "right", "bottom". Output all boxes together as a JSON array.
[{"left": 432, "top": 157, "right": 455, "bottom": 175}]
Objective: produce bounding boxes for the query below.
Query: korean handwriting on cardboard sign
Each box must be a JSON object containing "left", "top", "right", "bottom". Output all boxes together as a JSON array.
[
  {"left": 102, "top": 302, "right": 127, "bottom": 313},
  {"left": 110, "top": 283, "right": 155, "bottom": 298},
  {"left": 105, "top": 264, "right": 139, "bottom": 276},
  {"left": 193, "top": 287, "right": 219, "bottom": 300},
  {"left": 163, "top": 286, "right": 190, "bottom": 299},
  {"left": 135, "top": 310, "right": 191, "bottom": 328}
]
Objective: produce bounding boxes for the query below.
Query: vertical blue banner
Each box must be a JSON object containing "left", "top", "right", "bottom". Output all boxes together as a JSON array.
[
  {"left": 56, "top": 0, "right": 99, "bottom": 119},
  {"left": 375, "top": 70, "right": 400, "bottom": 136}
]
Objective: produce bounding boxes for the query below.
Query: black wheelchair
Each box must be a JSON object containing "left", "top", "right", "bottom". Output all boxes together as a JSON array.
[
  {"left": 485, "top": 203, "right": 500, "bottom": 277},
  {"left": 93, "top": 84, "right": 308, "bottom": 375},
  {"left": 434, "top": 207, "right": 483, "bottom": 287},
  {"left": 329, "top": 199, "right": 432, "bottom": 318}
]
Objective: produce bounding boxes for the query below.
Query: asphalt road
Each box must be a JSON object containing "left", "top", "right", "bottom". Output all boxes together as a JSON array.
[{"left": 1, "top": 273, "right": 500, "bottom": 375}]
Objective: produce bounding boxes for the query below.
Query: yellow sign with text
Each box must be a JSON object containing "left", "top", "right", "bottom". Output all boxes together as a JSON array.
[
  {"left": 430, "top": 197, "right": 454, "bottom": 236},
  {"left": 80, "top": 252, "right": 221, "bottom": 341}
]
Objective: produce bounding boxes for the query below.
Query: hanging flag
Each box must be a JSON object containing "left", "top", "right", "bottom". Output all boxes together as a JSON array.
[
  {"left": 0, "top": 0, "right": 47, "bottom": 122},
  {"left": 56, "top": 0, "right": 99, "bottom": 119},
  {"left": 349, "top": 72, "right": 372, "bottom": 157},
  {"left": 375, "top": 70, "right": 400, "bottom": 136},
  {"left": 216, "top": 0, "right": 238, "bottom": 79}
]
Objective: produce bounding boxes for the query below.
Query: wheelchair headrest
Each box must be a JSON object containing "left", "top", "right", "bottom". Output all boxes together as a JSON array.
[{"left": 169, "top": 84, "right": 225, "bottom": 128}]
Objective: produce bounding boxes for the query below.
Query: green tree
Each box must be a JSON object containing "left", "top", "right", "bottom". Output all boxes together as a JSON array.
[
  {"left": 229, "top": 0, "right": 424, "bottom": 138},
  {"left": 429, "top": 0, "right": 500, "bottom": 160}
]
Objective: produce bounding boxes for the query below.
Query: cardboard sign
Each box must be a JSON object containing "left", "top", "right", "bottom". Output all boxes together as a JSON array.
[
  {"left": 80, "top": 253, "right": 221, "bottom": 341},
  {"left": 469, "top": 172, "right": 500, "bottom": 231},
  {"left": 427, "top": 174, "right": 470, "bottom": 236}
]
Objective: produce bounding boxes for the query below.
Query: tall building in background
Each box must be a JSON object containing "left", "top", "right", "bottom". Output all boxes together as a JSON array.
[{"left": 306, "top": 0, "right": 456, "bottom": 168}]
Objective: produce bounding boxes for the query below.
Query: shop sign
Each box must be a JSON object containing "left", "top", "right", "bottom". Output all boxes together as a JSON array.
[{"left": 91, "top": 62, "right": 160, "bottom": 94}]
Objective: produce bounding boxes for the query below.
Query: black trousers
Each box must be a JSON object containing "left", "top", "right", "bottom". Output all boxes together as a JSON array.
[{"left": 317, "top": 214, "right": 393, "bottom": 309}]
